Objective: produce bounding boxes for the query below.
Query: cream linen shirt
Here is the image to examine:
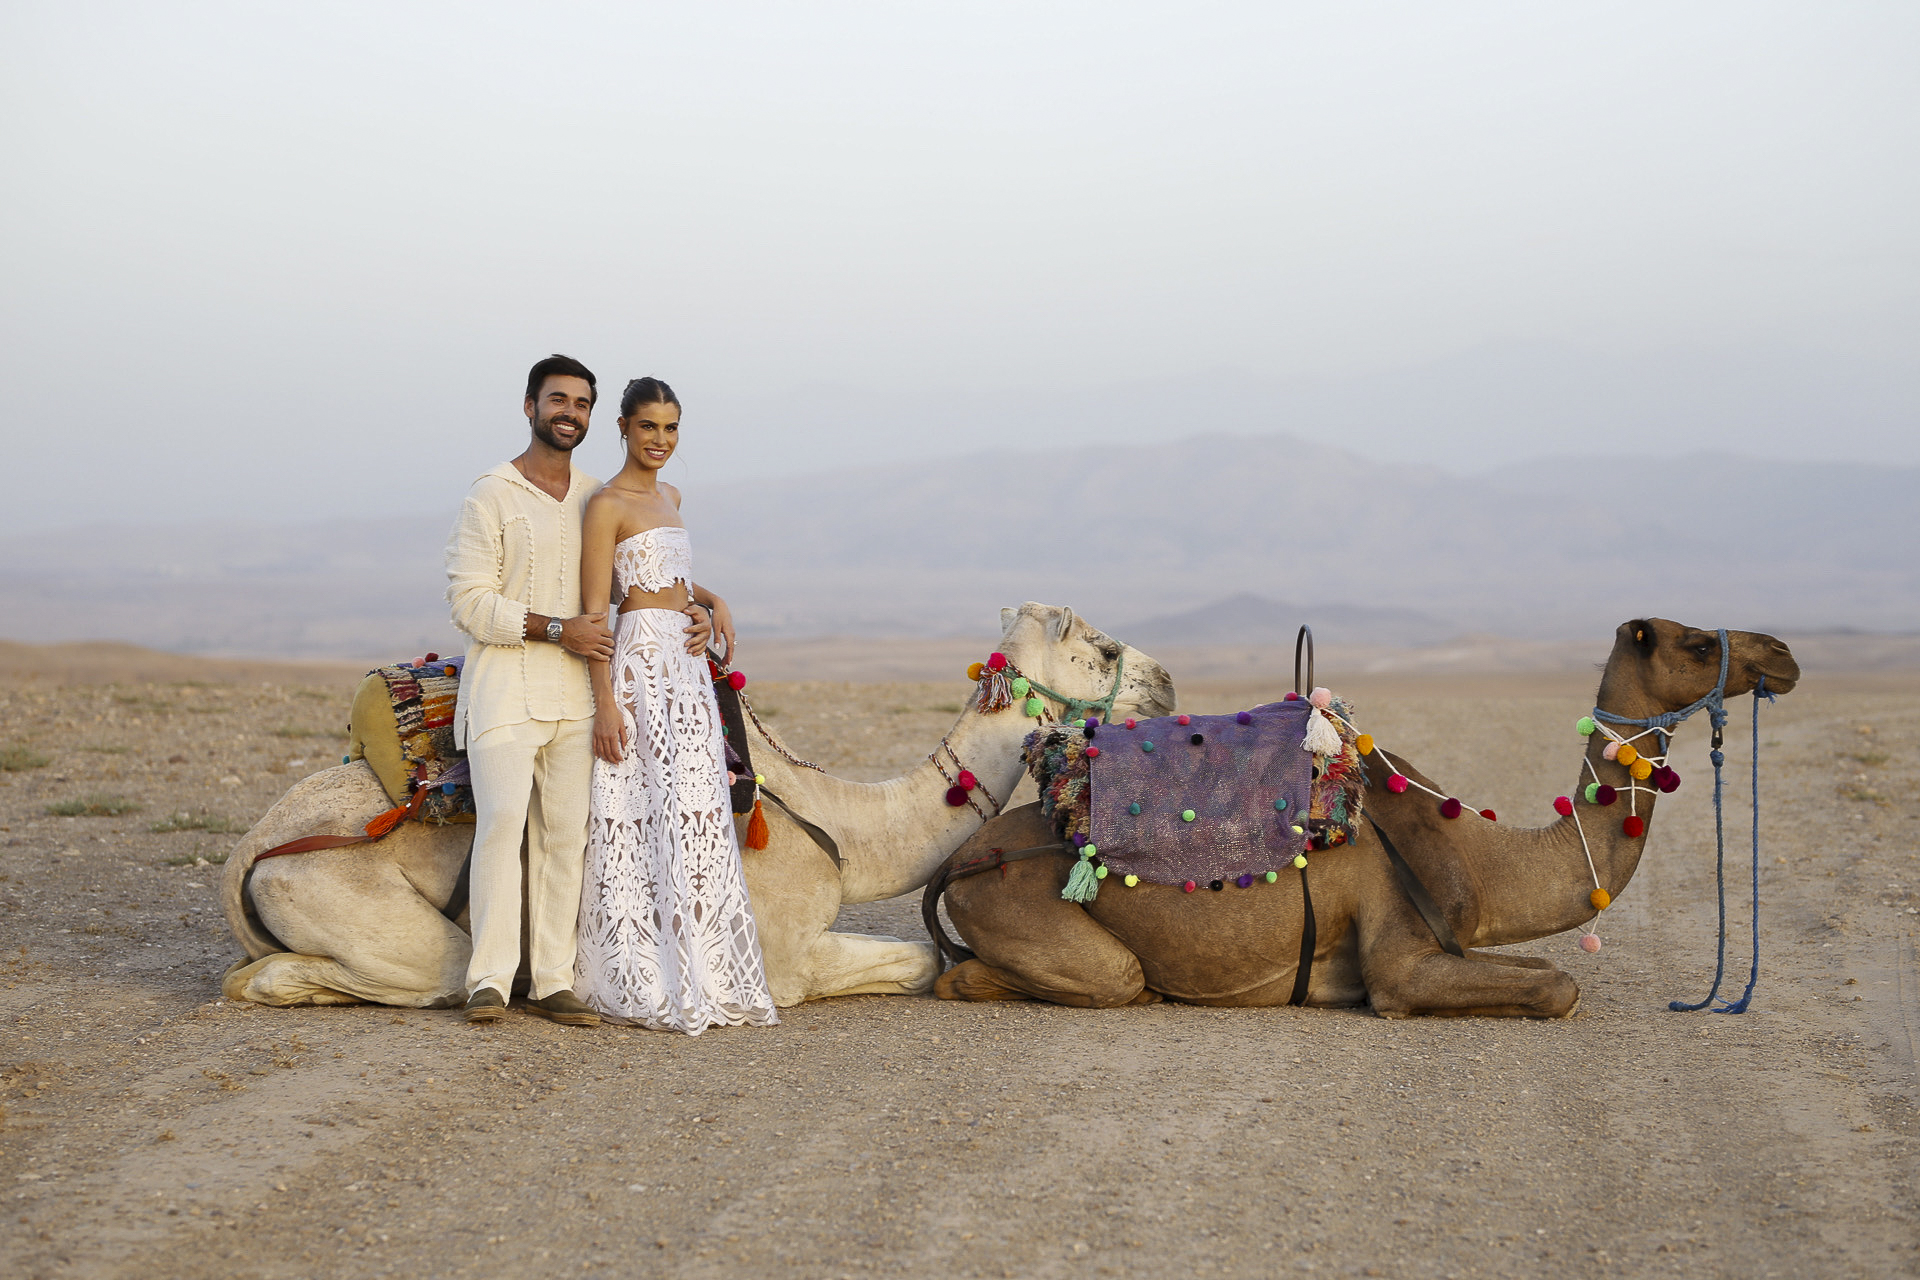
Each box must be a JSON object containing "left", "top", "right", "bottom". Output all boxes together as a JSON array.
[{"left": 445, "top": 461, "right": 601, "bottom": 748}]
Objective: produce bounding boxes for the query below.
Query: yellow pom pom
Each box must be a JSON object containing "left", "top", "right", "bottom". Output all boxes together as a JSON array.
[
  {"left": 1615, "top": 743, "right": 1638, "bottom": 766},
  {"left": 754, "top": 774, "right": 765, "bottom": 785},
  {"left": 1123, "top": 874, "right": 1139, "bottom": 887},
  {"left": 1590, "top": 888, "right": 1611, "bottom": 910},
  {"left": 1355, "top": 733, "right": 1374, "bottom": 755},
  {"left": 966, "top": 662, "right": 985, "bottom": 681},
  {"left": 1292, "top": 854, "right": 1308, "bottom": 869},
  {"left": 1629, "top": 758, "right": 1653, "bottom": 780}
]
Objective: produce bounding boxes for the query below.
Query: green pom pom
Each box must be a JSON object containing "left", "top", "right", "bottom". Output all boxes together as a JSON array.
[
  {"left": 1181, "top": 809, "right": 1196, "bottom": 822},
  {"left": 1083, "top": 844, "right": 1097, "bottom": 858},
  {"left": 1293, "top": 854, "right": 1308, "bottom": 869},
  {"left": 1584, "top": 783, "right": 1600, "bottom": 803},
  {"left": 1094, "top": 865, "right": 1108, "bottom": 880},
  {"left": 1024, "top": 696, "right": 1043, "bottom": 717},
  {"left": 1073, "top": 718, "right": 1086, "bottom": 728},
  {"left": 1273, "top": 797, "right": 1288, "bottom": 811},
  {"left": 1010, "top": 676, "right": 1030, "bottom": 697},
  {"left": 1128, "top": 802, "right": 1142, "bottom": 815},
  {"left": 1264, "top": 870, "right": 1278, "bottom": 883},
  {"left": 1576, "top": 716, "right": 1596, "bottom": 736},
  {"left": 342, "top": 755, "right": 351, "bottom": 764}
]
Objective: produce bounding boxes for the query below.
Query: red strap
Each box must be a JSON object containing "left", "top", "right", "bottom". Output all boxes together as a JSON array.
[{"left": 253, "top": 833, "right": 371, "bottom": 862}]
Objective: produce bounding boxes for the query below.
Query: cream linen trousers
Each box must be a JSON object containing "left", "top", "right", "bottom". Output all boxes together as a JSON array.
[{"left": 464, "top": 716, "right": 595, "bottom": 1000}]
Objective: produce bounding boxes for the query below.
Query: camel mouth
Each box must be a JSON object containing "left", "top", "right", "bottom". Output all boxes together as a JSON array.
[{"left": 1757, "top": 670, "right": 1798, "bottom": 696}]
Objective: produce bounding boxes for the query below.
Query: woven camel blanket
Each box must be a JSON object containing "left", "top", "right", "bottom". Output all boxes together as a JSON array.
[
  {"left": 362, "top": 656, "right": 475, "bottom": 826},
  {"left": 1023, "top": 696, "right": 1366, "bottom": 891}
]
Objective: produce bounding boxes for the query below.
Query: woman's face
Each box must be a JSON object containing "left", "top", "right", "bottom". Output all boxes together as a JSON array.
[{"left": 619, "top": 401, "right": 680, "bottom": 472}]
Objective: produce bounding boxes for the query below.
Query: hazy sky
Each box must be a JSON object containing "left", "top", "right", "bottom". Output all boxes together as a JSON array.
[{"left": 2, "top": 2, "right": 1914, "bottom": 535}]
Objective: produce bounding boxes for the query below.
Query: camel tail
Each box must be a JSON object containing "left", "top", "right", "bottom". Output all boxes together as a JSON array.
[{"left": 221, "top": 821, "right": 289, "bottom": 960}]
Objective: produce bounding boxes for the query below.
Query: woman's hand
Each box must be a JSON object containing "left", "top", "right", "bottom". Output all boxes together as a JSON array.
[
  {"left": 681, "top": 603, "right": 714, "bottom": 655},
  {"left": 592, "top": 706, "right": 628, "bottom": 764},
  {"left": 707, "top": 595, "right": 738, "bottom": 662}
]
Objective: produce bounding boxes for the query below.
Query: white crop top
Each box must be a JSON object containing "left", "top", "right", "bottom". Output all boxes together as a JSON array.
[{"left": 612, "top": 526, "right": 693, "bottom": 597}]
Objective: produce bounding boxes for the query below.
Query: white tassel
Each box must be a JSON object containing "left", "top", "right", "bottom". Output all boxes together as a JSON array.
[{"left": 1303, "top": 707, "right": 1342, "bottom": 756}]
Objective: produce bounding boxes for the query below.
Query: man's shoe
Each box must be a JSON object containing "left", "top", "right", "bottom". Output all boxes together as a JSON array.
[
  {"left": 464, "top": 988, "right": 508, "bottom": 1024},
  {"left": 527, "top": 990, "right": 601, "bottom": 1027}
]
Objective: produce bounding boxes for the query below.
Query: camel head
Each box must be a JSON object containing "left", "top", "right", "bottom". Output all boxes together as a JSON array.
[
  {"left": 996, "top": 603, "right": 1176, "bottom": 722},
  {"left": 1598, "top": 618, "right": 1801, "bottom": 719}
]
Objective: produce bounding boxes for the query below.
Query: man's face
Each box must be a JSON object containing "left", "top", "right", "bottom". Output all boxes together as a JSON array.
[{"left": 524, "top": 375, "right": 594, "bottom": 452}]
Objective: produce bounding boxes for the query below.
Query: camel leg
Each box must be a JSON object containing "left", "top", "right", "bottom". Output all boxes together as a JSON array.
[
  {"left": 223, "top": 954, "right": 376, "bottom": 1007},
  {"left": 242, "top": 855, "right": 470, "bottom": 1008},
  {"left": 937, "top": 855, "right": 1150, "bottom": 1008},
  {"left": 1466, "top": 950, "right": 1560, "bottom": 970},
  {"left": 794, "top": 931, "right": 938, "bottom": 1003},
  {"left": 1366, "top": 947, "right": 1579, "bottom": 1019}
]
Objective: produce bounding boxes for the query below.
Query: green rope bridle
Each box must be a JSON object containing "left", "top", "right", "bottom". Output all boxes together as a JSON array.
[{"left": 1008, "top": 651, "right": 1127, "bottom": 724}]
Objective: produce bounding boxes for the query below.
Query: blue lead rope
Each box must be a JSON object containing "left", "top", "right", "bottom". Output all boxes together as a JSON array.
[{"left": 1667, "top": 674, "right": 1774, "bottom": 1014}]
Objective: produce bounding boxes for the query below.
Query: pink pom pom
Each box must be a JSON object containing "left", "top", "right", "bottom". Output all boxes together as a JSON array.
[
  {"left": 1085, "top": 746, "right": 1100, "bottom": 758},
  {"left": 1310, "top": 687, "right": 1331, "bottom": 709},
  {"left": 1183, "top": 880, "right": 1197, "bottom": 893},
  {"left": 1602, "top": 741, "right": 1620, "bottom": 761},
  {"left": 1553, "top": 795, "right": 1574, "bottom": 817},
  {"left": 726, "top": 771, "right": 737, "bottom": 785},
  {"left": 986, "top": 652, "right": 1007, "bottom": 672},
  {"left": 957, "top": 769, "right": 977, "bottom": 791},
  {"left": 1177, "top": 715, "right": 1191, "bottom": 726},
  {"left": 1387, "top": 774, "right": 1409, "bottom": 794},
  {"left": 727, "top": 670, "right": 747, "bottom": 691},
  {"left": 1124, "top": 718, "right": 1137, "bottom": 729},
  {"left": 1579, "top": 934, "right": 1602, "bottom": 953}
]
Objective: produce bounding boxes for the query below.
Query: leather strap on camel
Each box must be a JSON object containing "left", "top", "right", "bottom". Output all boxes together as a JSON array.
[
  {"left": 921, "top": 843, "right": 1067, "bottom": 969},
  {"left": 1368, "top": 818, "right": 1466, "bottom": 959}
]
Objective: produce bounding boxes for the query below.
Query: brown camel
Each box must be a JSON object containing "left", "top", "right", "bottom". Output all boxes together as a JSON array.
[{"left": 929, "top": 618, "right": 1800, "bottom": 1018}]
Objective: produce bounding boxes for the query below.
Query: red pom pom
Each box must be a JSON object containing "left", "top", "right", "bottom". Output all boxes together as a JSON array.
[
  {"left": 1183, "top": 880, "right": 1197, "bottom": 893},
  {"left": 1479, "top": 809, "right": 1497, "bottom": 821},
  {"left": 1596, "top": 784, "right": 1617, "bottom": 806},
  {"left": 1284, "top": 691, "right": 1301, "bottom": 701},
  {"left": 424, "top": 652, "right": 439, "bottom": 663},
  {"left": 1085, "top": 746, "right": 1100, "bottom": 758},
  {"left": 1177, "top": 715, "right": 1191, "bottom": 726},
  {"left": 1439, "top": 797, "right": 1463, "bottom": 819},
  {"left": 945, "top": 785, "right": 968, "bottom": 807},
  {"left": 986, "top": 652, "right": 1008, "bottom": 671},
  {"left": 1553, "top": 796, "right": 1574, "bottom": 817},
  {"left": 1387, "top": 774, "right": 1409, "bottom": 794},
  {"left": 957, "top": 769, "right": 977, "bottom": 790},
  {"left": 727, "top": 670, "right": 747, "bottom": 691},
  {"left": 1623, "top": 815, "right": 1645, "bottom": 838}
]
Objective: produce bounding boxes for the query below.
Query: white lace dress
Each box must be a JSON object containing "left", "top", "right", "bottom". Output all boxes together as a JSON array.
[{"left": 575, "top": 526, "right": 778, "bottom": 1034}]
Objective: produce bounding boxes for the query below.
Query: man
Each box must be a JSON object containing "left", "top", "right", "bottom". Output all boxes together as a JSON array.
[{"left": 444, "top": 354, "right": 615, "bottom": 1026}]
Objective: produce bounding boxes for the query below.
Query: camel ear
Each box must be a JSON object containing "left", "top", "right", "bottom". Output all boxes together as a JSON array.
[
  {"left": 1000, "top": 607, "right": 1017, "bottom": 634},
  {"left": 1051, "top": 606, "right": 1077, "bottom": 643},
  {"left": 1628, "top": 619, "right": 1655, "bottom": 651}
]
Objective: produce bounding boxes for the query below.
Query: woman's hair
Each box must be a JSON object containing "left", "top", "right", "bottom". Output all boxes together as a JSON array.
[{"left": 620, "top": 376, "right": 680, "bottom": 417}]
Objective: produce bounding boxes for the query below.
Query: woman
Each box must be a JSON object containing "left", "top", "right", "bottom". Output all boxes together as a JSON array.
[{"left": 573, "top": 376, "right": 778, "bottom": 1034}]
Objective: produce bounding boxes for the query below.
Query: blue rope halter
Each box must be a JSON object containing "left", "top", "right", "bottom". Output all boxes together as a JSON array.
[{"left": 1590, "top": 629, "right": 1775, "bottom": 1014}]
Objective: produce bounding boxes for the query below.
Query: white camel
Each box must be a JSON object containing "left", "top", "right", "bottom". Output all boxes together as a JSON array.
[{"left": 219, "top": 604, "right": 1175, "bottom": 1009}]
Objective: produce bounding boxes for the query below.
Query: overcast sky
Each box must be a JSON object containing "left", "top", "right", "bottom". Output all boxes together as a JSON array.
[{"left": 1, "top": 2, "right": 1914, "bottom": 535}]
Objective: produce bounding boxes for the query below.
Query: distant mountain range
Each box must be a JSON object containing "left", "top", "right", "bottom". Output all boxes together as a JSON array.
[{"left": 2, "top": 433, "right": 1915, "bottom": 660}]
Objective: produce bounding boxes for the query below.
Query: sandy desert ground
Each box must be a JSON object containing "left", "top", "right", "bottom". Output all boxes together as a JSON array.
[{"left": 1, "top": 636, "right": 1917, "bottom": 1279}]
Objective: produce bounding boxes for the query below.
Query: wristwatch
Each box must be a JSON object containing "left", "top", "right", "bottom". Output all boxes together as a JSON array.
[{"left": 545, "top": 617, "right": 565, "bottom": 643}]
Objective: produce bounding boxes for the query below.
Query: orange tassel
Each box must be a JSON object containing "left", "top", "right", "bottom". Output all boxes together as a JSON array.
[
  {"left": 746, "top": 798, "right": 770, "bottom": 850},
  {"left": 363, "top": 787, "right": 428, "bottom": 839}
]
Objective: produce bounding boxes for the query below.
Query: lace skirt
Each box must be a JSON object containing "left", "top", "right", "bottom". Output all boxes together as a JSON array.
[{"left": 576, "top": 608, "right": 778, "bottom": 1034}]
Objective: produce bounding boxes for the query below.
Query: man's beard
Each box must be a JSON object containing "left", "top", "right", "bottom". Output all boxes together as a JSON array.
[{"left": 533, "top": 411, "right": 586, "bottom": 452}]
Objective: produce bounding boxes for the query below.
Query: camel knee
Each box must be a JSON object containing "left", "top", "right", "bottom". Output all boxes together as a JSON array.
[
  {"left": 223, "top": 954, "right": 364, "bottom": 1007},
  {"left": 935, "top": 960, "right": 1032, "bottom": 1002}
]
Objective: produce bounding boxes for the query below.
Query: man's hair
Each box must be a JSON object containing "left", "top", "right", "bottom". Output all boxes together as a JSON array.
[
  {"left": 525, "top": 354, "right": 597, "bottom": 406},
  {"left": 620, "top": 376, "right": 680, "bottom": 417}
]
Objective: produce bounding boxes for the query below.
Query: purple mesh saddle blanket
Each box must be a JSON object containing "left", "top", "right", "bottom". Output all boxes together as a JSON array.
[{"left": 1026, "top": 702, "right": 1319, "bottom": 888}]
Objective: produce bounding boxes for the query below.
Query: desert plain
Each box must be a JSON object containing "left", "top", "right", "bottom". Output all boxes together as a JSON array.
[{"left": 0, "top": 634, "right": 1917, "bottom": 1279}]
